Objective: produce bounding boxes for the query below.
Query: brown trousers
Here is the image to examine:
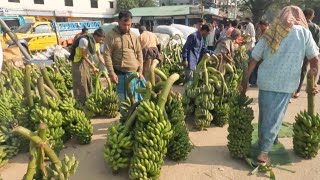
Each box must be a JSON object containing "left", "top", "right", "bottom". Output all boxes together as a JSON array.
[
  {"left": 72, "top": 59, "right": 92, "bottom": 105},
  {"left": 143, "top": 59, "right": 153, "bottom": 82}
]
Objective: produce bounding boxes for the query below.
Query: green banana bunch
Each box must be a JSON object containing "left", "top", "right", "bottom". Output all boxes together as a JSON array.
[
  {"left": 0, "top": 99, "right": 14, "bottom": 125},
  {"left": 104, "top": 122, "right": 132, "bottom": 171},
  {"left": 1, "top": 145, "right": 19, "bottom": 159},
  {"left": 166, "top": 93, "right": 193, "bottom": 161},
  {"left": 67, "top": 109, "right": 93, "bottom": 145},
  {"left": 47, "top": 96, "right": 61, "bottom": 110},
  {"left": 31, "top": 106, "right": 63, "bottom": 128},
  {"left": 47, "top": 70, "right": 70, "bottom": 98},
  {"left": 0, "top": 147, "right": 8, "bottom": 168},
  {"left": 46, "top": 154, "right": 79, "bottom": 179},
  {"left": 213, "top": 103, "right": 230, "bottom": 127},
  {"left": 227, "top": 94, "right": 254, "bottom": 159},
  {"left": 102, "top": 90, "right": 119, "bottom": 118},
  {"left": 129, "top": 100, "right": 173, "bottom": 180},
  {"left": 293, "top": 111, "right": 320, "bottom": 159},
  {"left": 84, "top": 90, "right": 105, "bottom": 118},
  {"left": 60, "top": 97, "right": 77, "bottom": 114}
]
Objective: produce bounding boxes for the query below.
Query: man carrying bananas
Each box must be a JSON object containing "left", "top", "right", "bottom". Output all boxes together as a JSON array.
[
  {"left": 70, "top": 28, "right": 105, "bottom": 105},
  {"left": 104, "top": 11, "right": 145, "bottom": 104},
  {"left": 181, "top": 24, "right": 213, "bottom": 82},
  {"left": 241, "top": 6, "right": 319, "bottom": 165}
]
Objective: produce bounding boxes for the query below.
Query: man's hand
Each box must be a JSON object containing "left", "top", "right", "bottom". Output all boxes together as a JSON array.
[
  {"left": 137, "top": 72, "right": 144, "bottom": 81},
  {"left": 110, "top": 73, "right": 118, "bottom": 84},
  {"left": 181, "top": 60, "right": 188, "bottom": 68}
]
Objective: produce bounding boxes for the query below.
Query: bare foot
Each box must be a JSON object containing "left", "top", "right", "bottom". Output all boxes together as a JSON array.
[
  {"left": 257, "top": 152, "right": 269, "bottom": 166},
  {"left": 293, "top": 92, "right": 300, "bottom": 98}
]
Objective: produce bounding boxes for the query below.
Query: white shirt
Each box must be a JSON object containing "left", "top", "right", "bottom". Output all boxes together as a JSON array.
[
  {"left": 245, "top": 22, "right": 256, "bottom": 49},
  {"left": 207, "top": 29, "right": 216, "bottom": 46}
]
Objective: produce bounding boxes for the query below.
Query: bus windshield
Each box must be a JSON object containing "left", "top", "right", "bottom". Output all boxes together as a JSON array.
[{"left": 14, "top": 23, "right": 32, "bottom": 33}]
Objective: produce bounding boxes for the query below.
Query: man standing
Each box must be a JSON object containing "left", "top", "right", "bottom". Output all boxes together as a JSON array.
[
  {"left": 104, "top": 11, "right": 144, "bottom": 103},
  {"left": 207, "top": 23, "right": 220, "bottom": 51},
  {"left": 181, "top": 24, "right": 213, "bottom": 82},
  {"left": 138, "top": 26, "right": 160, "bottom": 81},
  {"left": 241, "top": 6, "right": 319, "bottom": 164},
  {"left": 244, "top": 17, "right": 256, "bottom": 51},
  {"left": 226, "top": 20, "right": 238, "bottom": 37},
  {"left": 213, "top": 28, "right": 241, "bottom": 58},
  {"left": 294, "top": 8, "right": 320, "bottom": 98},
  {"left": 72, "top": 28, "right": 104, "bottom": 105}
]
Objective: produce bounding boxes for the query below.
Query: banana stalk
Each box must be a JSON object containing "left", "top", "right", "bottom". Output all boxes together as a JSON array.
[
  {"left": 43, "top": 84, "right": 61, "bottom": 100},
  {"left": 95, "top": 72, "right": 103, "bottom": 99},
  {"left": 157, "top": 73, "right": 180, "bottom": 110},
  {"left": 150, "top": 60, "right": 159, "bottom": 86},
  {"left": 154, "top": 68, "right": 168, "bottom": 81},
  {"left": 35, "top": 123, "right": 48, "bottom": 179},
  {"left": 40, "top": 67, "right": 61, "bottom": 99},
  {"left": 307, "top": 70, "right": 314, "bottom": 116},
  {"left": 12, "top": 126, "right": 62, "bottom": 168},
  {"left": 24, "top": 65, "right": 34, "bottom": 107},
  {"left": 24, "top": 150, "right": 37, "bottom": 180},
  {"left": 37, "top": 77, "right": 48, "bottom": 108},
  {"left": 102, "top": 71, "right": 113, "bottom": 93}
]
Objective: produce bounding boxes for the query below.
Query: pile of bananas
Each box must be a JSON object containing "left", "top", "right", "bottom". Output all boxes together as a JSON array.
[
  {"left": 293, "top": 70, "right": 320, "bottom": 159},
  {"left": 213, "top": 103, "right": 230, "bottom": 127},
  {"left": 129, "top": 100, "right": 173, "bottom": 179},
  {"left": 158, "top": 40, "right": 184, "bottom": 84},
  {"left": 293, "top": 111, "right": 320, "bottom": 158},
  {"left": 65, "top": 109, "right": 93, "bottom": 144},
  {"left": 85, "top": 73, "right": 119, "bottom": 118},
  {"left": 46, "top": 154, "right": 79, "bottom": 179},
  {"left": 31, "top": 101, "right": 65, "bottom": 153},
  {"left": 104, "top": 122, "right": 133, "bottom": 171},
  {"left": 54, "top": 57, "right": 73, "bottom": 90},
  {"left": 166, "top": 93, "right": 193, "bottom": 161},
  {"left": 227, "top": 95, "right": 254, "bottom": 159}
]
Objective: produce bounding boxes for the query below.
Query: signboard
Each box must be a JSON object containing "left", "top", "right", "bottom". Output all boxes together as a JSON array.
[
  {"left": 0, "top": 8, "right": 9, "bottom": 16},
  {"left": 54, "top": 10, "right": 72, "bottom": 17}
]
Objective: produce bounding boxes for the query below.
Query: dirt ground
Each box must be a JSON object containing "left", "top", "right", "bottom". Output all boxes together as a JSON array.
[{"left": 1, "top": 84, "right": 320, "bottom": 180}]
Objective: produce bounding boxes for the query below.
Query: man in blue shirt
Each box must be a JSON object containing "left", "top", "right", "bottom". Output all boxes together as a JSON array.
[{"left": 181, "top": 24, "right": 213, "bottom": 82}]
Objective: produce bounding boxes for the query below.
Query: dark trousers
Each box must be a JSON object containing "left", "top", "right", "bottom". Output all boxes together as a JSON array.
[
  {"left": 296, "top": 58, "right": 309, "bottom": 93},
  {"left": 208, "top": 46, "right": 214, "bottom": 51},
  {"left": 249, "top": 61, "right": 262, "bottom": 85}
]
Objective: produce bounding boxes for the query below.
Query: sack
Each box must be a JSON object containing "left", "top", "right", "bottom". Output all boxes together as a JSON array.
[
  {"left": 170, "top": 24, "right": 197, "bottom": 40},
  {"left": 153, "top": 25, "right": 183, "bottom": 39},
  {"left": 102, "top": 23, "right": 140, "bottom": 36}
]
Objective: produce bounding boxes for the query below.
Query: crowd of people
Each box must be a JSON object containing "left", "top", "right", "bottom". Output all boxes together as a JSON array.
[{"left": 69, "top": 6, "right": 319, "bottom": 165}]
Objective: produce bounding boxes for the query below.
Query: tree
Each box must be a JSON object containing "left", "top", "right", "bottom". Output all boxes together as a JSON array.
[
  {"left": 116, "top": 0, "right": 137, "bottom": 12},
  {"left": 116, "top": 0, "right": 156, "bottom": 12},
  {"left": 239, "top": 0, "right": 276, "bottom": 23}
]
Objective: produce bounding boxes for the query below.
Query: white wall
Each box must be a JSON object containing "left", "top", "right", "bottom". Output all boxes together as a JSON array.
[{"left": 0, "top": 0, "right": 116, "bottom": 18}]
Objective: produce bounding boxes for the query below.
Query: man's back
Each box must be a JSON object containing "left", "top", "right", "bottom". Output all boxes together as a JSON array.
[
  {"left": 252, "top": 25, "right": 318, "bottom": 93},
  {"left": 140, "top": 31, "right": 159, "bottom": 49}
]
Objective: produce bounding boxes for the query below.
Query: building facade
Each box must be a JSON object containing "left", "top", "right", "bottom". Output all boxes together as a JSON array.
[{"left": 0, "top": 0, "right": 116, "bottom": 21}]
